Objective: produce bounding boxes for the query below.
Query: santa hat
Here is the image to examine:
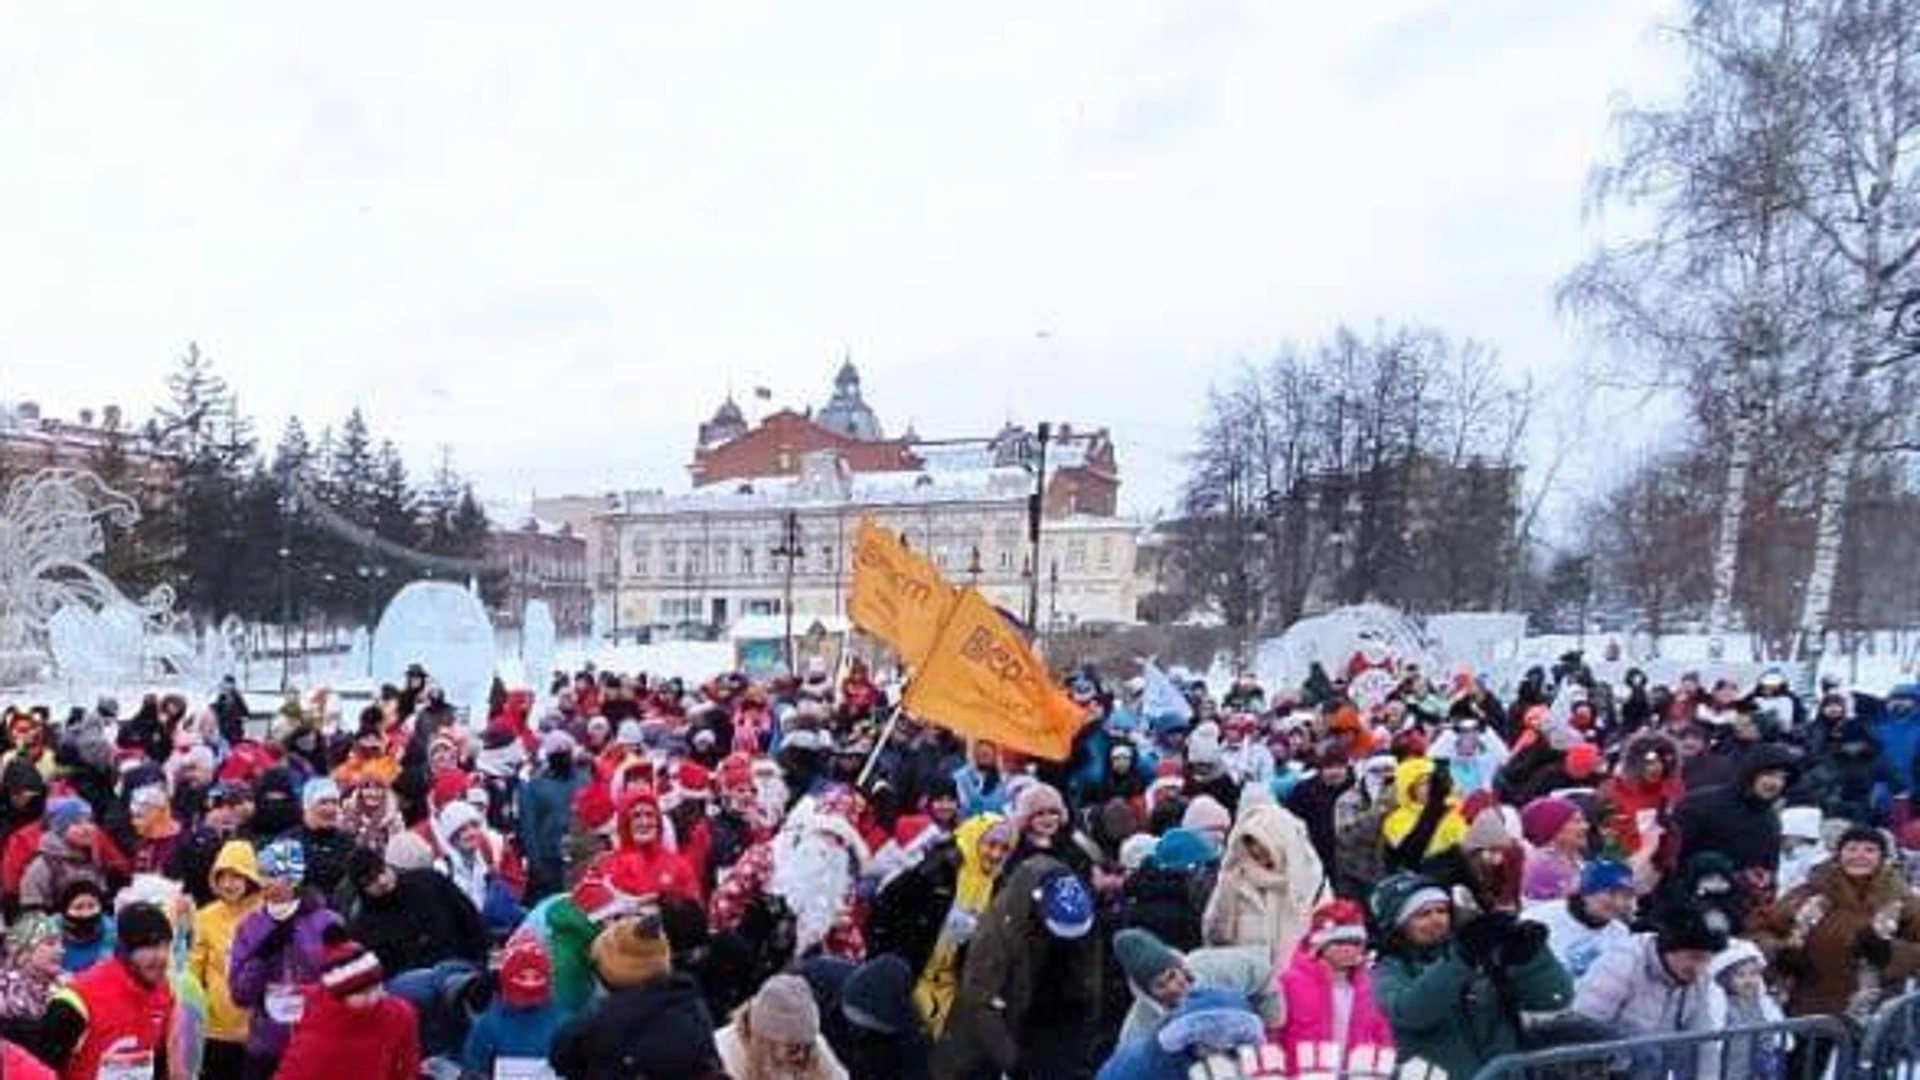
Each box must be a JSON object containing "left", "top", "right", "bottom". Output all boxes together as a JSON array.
[
  {"left": 674, "top": 762, "right": 711, "bottom": 799},
  {"left": 497, "top": 930, "right": 552, "bottom": 1009},
  {"left": 320, "top": 929, "right": 384, "bottom": 999},
  {"left": 570, "top": 864, "right": 643, "bottom": 926},
  {"left": 798, "top": 793, "right": 873, "bottom": 871},
  {"left": 1306, "top": 899, "right": 1369, "bottom": 951},
  {"left": 429, "top": 770, "right": 471, "bottom": 811}
]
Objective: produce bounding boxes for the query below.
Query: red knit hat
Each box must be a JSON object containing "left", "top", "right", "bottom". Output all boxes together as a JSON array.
[
  {"left": 498, "top": 931, "right": 552, "bottom": 1009},
  {"left": 320, "top": 930, "right": 384, "bottom": 999},
  {"left": 1306, "top": 899, "right": 1369, "bottom": 951},
  {"left": 1565, "top": 742, "right": 1601, "bottom": 781}
]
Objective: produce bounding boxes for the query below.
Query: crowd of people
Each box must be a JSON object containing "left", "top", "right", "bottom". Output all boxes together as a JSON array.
[{"left": 0, "top": 649, "right": 1918, "bottom": 1079}]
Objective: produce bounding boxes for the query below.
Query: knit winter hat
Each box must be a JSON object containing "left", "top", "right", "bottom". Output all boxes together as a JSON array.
[
  {"left": 320, "top": 930, "right": 384, "bottom": 998},
  {"left": 301, "top": 777, "right": 341, "bottom": 810},
  {"left": 1306, "top": 899, "right": 1369, "bottom": 952},
  {"left": 4, "top": 912, "right": 59, "bottom": 963},
  {"left": 748, "top": 973, "right": 820, "bottom": 1045},
  {"left": 590, "top": 914, "right": 673, "bottom": 990},
  {"left": 498, "top": 931, "right": 552, "bottom": 1009},
  {"left": 436, "top": 799, "right": 485, "bottom": 843},
  {"left": 1579, "top": 859, "right": 1634, "bottom": 897},
  {"left": 256, "top": 837, "right": 307, "bottom": 886},
  {"left": 1014, "top": 782, "right": 1067, "bottom": 827},
  {"left": 840, "top": 955, "right": 916, "bottom": 1035},
  {"left": 1040, "top": 873, "right": 1095, "bottom": 939},
  {"left": 1519, "top": 797, "right": 1580, "bottom": 847},
  {"left": 1657, "top": 908, "right": 1729, "bottom": 955},
  {"left": 1113, "top": 928, "right": 1183, "bottom": 990},
  {"left": 384, "top": 830, "right": 436, "bottom": 873},
  {"left": 44, "top": 796, "right": 91, "bottom": 835},
  {"left": 1368, "top": 872, "right": 1449, "bottom": 933},
  {"left": 1461, "top": 808, "right": 1511, "bottom": 853},
  {"left": 1148, "top": 828, "right": 1217, "bottom": 872},
  {"left": 1118, "top": 833, "right": 1159, "bottom": 873},
  {"left": 1181, "top": 795, "right": 1232, "bottom": 838},
  {"left": 114, "top": 902, "right": 174, "bottom": 956}
]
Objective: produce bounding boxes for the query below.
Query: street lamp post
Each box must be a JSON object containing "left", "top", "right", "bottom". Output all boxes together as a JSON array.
[
  {"left": 772, "top": 511, "right": 805, "bottom": 676},
  {"left": 1023, "top": 422, "right": 1052, "bottom": 634}
]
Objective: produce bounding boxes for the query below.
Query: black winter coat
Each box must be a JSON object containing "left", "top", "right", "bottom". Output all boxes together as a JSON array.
[
  {"left": 867, "top": 840, "right": 963, "bottom": 977},
  {"left": 346, "top": 867, "right": 489, "bottom": 974},
  {"left": 1674, "top": 746, "right": 1796, "bottom": 877},
  {"left": 550, "top": 973, "right": 724, "bottom": 1080},
  {"left": 1120, "top": 866, "right": 1205, "bottom": 952}
]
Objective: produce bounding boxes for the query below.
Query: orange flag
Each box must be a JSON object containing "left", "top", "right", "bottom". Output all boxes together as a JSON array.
[
  {"left": 848, "top": 517, "right": 956, "bottom": 665},
  {"left": 902, "top": 586, "right": 1088, "bottom": 761}
]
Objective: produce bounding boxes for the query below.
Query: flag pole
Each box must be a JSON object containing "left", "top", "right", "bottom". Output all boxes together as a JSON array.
[{"left": 856, "top": 700, "right": 906, "bottom": 789}]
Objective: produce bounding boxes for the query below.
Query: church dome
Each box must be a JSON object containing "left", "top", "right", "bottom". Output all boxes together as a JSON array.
[{"left": 697, "top": 395, "right": 748, "bottom": 448}]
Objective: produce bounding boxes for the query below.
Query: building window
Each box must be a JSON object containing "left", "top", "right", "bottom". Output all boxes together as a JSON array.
[
  {"left": 816, "top": 544, "right": 835, "bottom": 574},
  {"left": 1066, "top": 539, "right": 1088, "bottom": 572},
  {"left": 740, "top": 545, "right": 755, "bottom": 577},
  {"left": 688, "top": 543, "right": 704, "bottom": 576},
  {"left": 631, "top": 538, "right": 649, "bottom": 578},
  {"left": 998, "top": 548, "right": 1013, "bottom": 571},
  {"left": 1097, "top": 537, "right": 1113, "bottom": 571},
  {"left": 745, "top": 597, "right": 781, "bottom": 616},
  {"left": 664, "top": 541, "right": 680, "bottom": 577}
]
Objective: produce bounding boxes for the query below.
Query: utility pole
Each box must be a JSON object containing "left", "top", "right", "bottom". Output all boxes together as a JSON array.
[
  {"left": 773, "top": 510, "right": 804, "bottom": 675},
  {"left": 1023, "top": 422, "right": 1052, "bottom": 632},
  {"left": 278, "top": 492, "right": 296, "bottom": 691}
]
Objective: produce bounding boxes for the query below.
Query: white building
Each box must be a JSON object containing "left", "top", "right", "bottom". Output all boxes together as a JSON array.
[{"left": 568, "top": 450, "right": 1136, "bottom": 640}]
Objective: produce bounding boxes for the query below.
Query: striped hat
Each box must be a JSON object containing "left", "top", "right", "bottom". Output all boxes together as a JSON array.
[{"left": 320, "top": 932, "right": 384, "bottom": 998}]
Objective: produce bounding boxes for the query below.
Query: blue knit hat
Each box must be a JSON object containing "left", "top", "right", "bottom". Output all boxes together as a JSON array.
[
  {"left": 1579, "top": 859, "right": 1634, "bottom": 897},
  {"left": 1148, "top": 827, "right": 1217, "bottom": 872},
  {"left": 256, "top": 838, "right": 307, "bottom": 886},
  {"left": 44, "top": 796, "right": 92, "bottom": 835},
  {"left": 1041, "top": 873, "right": 1094, "bottom": 939}
]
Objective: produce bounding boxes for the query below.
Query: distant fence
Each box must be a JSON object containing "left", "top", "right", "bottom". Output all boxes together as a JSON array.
[{"left": 1471, "top": 1014, "right": 1853, "bottom": 1080}]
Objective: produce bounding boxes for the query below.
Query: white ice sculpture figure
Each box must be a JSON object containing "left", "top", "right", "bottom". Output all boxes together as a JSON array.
[
  {"left": 370, "top": 581, "right": 495, "bottom": 719},
  {"left": 0, "top": 468, "right": 178, "bottom": 687},
  {"left": 1253, "top": 603, "right": 1437, "bottom": 692},
  {"left": 521, "top": 599, "right": 556, "bottom": 696}
]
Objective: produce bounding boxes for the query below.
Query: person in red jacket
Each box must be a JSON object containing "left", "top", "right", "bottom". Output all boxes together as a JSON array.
[
  {"left": 592, "top": 788, "right": 701, "bottom": 903},
  {"left": 38, "top": 902, "right": 174, "bottom": 1080},
  {"left": 272, "top": 926, "right": 420, "bottom": 1080}
]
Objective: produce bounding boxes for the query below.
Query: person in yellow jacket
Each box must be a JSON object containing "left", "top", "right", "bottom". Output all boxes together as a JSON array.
[
  {"left": 1380, "top": 757, "right": 1466, "bottom": 869},
  {"left": 189, "top": 839, "right": 260, "bottom": 1080}
]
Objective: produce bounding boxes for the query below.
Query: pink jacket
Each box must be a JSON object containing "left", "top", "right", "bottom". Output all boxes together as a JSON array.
[{"left": 1270, "top": 948, "right": 1396, "bottom": 1077}]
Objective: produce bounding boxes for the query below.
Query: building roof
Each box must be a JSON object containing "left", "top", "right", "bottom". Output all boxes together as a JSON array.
[
  {"left": 612, "top": 460, "right": 1033, "bottom": 516},
  {"left": 816, "top": 359, "right": 884, "bottom": 441}
]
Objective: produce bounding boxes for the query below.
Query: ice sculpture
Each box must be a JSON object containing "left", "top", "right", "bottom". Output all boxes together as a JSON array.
[
  {"left": 522, "top": 599, "right": 556, "bottom": 696},
  {"left": 0, "top": 468, "right": 180, "bottom": 687},
  {"left": 1252, "top": 603, "right": 1438, "bottom": 694},
  {"left": 370, "top": 581, "right": 495, "bottom": 719}
]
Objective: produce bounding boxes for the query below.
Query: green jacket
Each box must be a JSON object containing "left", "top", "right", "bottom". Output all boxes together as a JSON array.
[{"left": 1371, "top": 940, "right": 1572, "bottom": 1080}]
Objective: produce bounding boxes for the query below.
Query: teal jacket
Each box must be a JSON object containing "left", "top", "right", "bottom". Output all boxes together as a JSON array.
[{"left": 1371, "top": 939, "right": 1572, "bottom": 1080}]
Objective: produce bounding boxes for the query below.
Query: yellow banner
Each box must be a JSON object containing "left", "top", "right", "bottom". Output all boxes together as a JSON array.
[
  {"left": 902, "top": 586, "right": 1087, "bottom": 761},
  {"left": 848, "top": 517, "right": 956, "bottom": 665}
]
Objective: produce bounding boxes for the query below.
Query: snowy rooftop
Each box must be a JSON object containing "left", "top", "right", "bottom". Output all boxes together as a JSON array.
[{"left": 613, "top": 463, "right": 1034, "bottom": 515}]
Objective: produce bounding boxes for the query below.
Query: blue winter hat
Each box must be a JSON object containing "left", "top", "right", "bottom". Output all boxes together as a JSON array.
[
  {"left": 1579, "top": 859, "right": 1634, "bottom": 897},
  {"left": 1155, "top": 987, "right": 1264, "bottom": 1055},
  {"left": 44, "top": 796, "right": 92, "bottom": 835},
  {"left": 256, "top": 838, "right": 307, "bottom": 886},
  {"left": 1148, "top": 827, "right": 1217, "bottom": 872},
  {"left": 1040, "top": 873, "right": 1094, "bottom": 939},
  {"left": 840, "top": 954, "right": 917, "bottom": 1035}
]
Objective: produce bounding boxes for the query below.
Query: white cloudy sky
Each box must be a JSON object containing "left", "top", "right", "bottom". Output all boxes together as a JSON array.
[{"left": 0, "top": 1, "right": 1683, "bottom": 518}]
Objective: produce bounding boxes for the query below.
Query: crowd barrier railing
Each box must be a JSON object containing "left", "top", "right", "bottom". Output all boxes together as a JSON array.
[
  {"left": 1860, "top": 988, "right": 1920, "bottom": 1079},
  {"left": 1469, "top": 1015, "right": 1854, "bottom": 1080}
]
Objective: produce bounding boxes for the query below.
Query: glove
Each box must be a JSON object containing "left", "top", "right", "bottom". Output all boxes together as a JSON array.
[
  {"left": 1773, "top": 947, "right": 1815, "bottom": 981},
  {"left": 1455, "top": 911, "right": 1516, "bottom": 969},
  {"left": 1497, "top": 919, "right": 1551, "bottom": 967},
  {"left": 1855, "top": 928, "right": 1893, "bottom": 969}
]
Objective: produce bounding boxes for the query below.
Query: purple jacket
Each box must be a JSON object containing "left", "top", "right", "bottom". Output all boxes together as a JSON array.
[{"left": 227, "top": 894, "right": 340, "bottom": 1059}]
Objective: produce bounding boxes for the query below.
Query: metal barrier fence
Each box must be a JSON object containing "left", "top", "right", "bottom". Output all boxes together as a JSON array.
[
  {"left": 1861, "top": 989, "right": 1920, "bottom": 1079},
  {"left": 1470, "top": 1015, "right": 1855, "bottom": 1080}
]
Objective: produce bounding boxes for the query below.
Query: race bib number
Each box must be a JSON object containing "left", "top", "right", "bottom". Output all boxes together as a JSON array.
[
  {"left": 266, "top": 983, "right": 306, "bottom": 1025},
  {"left": 97, "top": 1050, "right": 155, "bottom": 1080},
  {"left": 495, "top": 1059, "right": 558, "bottom": 1080}
]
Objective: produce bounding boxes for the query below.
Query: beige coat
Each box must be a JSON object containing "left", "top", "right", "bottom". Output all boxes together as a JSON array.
[{"left": 1202, "top": 802, "right": 1327, "bottom": 964}]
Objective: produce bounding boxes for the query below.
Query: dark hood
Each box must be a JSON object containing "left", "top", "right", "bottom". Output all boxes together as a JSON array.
[{"left": 1737, "top": 742, "right": 1800, "bottom": 792}]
